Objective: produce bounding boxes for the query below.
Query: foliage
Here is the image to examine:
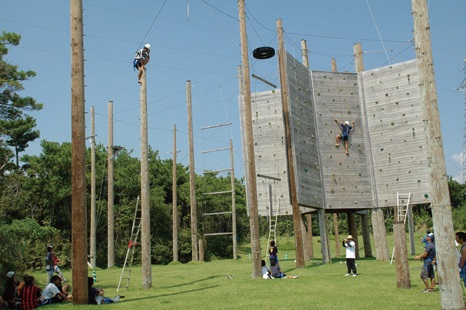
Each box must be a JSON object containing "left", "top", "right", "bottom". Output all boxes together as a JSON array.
[
  {"left": 0, "top": 31, "right": 42, "bottom": 170},
  {"left": 0, "top": 218, "right": 62, "bottom": 278}
]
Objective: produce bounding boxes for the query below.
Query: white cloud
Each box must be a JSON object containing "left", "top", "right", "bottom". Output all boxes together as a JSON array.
[{"left": 451, "top": 152, "right": 464, "bottom": 183}]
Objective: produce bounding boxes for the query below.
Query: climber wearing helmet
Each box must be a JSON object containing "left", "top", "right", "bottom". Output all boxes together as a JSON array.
[
  {"left": 133, "top": 43, "right": 151, "bottom": 84},
  {"left": 334, "top": 118, "right": 355, "bottom": 155}
]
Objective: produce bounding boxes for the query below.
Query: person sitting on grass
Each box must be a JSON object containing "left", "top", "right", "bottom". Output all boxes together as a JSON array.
[
  {"left": 261, "top": 260, "right": 272, "bottom": 279},
  {"left": 20, "top": 275, "right": 42, "bottom": 310},
  {"left": 88, "top": 277, "right": 123, "bottom": 305},
  {"left": 41, "top": 275, "right": 71, "bottom": 305},
  {"left": 269, "top": 258, "right": 298, "bottom": 279},
  {"left": 2, "top": 271, "right": 20, "bottom": 309}
]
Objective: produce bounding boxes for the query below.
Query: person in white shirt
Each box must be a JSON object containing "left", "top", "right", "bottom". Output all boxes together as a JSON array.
[
  {"left": 342, "top": 235, "right": 357, "bottom": 276},
  {"left": 41, "top": 275, "right": 70, "bottom": 305}
]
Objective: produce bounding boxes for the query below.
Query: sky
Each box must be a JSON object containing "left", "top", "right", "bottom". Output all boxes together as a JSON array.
[{"left": 1, "top": 0, "right": 465, "bottom": 183}]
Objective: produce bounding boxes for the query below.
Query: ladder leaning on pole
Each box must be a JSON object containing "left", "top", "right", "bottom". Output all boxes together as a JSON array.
[
  {"left": 117, "top": 196, "right": 141, "bottom": 292},
  {"left": 266, "top": 214, "right": 278, "bottom": 260},
  {"left": 390, "top": 192, "right": 412, "bottom": 265}
]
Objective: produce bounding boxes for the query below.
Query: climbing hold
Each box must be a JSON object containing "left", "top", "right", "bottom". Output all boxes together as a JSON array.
[{"left": 424, "top": 194, "right": 429, "bottom": 198}]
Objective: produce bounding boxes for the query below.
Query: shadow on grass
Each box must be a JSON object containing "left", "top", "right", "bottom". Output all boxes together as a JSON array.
[
  {"left": 161, "top": 275, "right": 221, "bottom": 289},
  {"left": 121, "top": 285, "right": 219, "bottom": 303}
]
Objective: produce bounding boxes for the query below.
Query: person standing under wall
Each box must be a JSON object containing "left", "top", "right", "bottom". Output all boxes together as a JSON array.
[{"left": 342, "top": 235, "right": 357, "bottom": 276}]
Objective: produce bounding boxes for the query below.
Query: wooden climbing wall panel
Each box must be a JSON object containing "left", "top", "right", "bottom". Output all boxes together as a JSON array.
[
  {"left": 360, "top": 60, "right": 431, "bottom": 207},
  {"left": 241, "top": 89, "right": 293, "bottom": 216},
  {"left": 286, "top": 53, "right": 324, "bottom": 209},
  {"left": 311, "top": 70, "right": 373, "bottom": 210}
]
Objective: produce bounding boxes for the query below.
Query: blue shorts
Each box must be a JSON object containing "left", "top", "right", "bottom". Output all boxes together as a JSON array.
[
  {"left": 421, "top": 262, "right": 434, "bottom": 280},
  {"left": 133, "top": 59, "right": 142, "bottom": 70}
]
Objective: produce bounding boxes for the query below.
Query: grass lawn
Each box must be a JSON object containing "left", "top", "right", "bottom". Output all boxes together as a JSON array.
[{"left": 28, "top": 234, "right": 464, "bottom": 309}]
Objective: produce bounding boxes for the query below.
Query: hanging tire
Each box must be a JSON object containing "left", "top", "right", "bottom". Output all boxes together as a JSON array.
[{"left": 253, "top": 46, "right": 275, "bottom": 59}]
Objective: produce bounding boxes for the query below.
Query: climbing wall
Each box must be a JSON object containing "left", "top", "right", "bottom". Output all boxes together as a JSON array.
[
  {"left": 239, "top": 55, "right": 432, "bottom": 216},
  {"left": 240, "top": 89, "right": 293, "bottom": 216},
  {"left": 286, "top": 53, "right": 324, "bottom": 209},
  {"left": 360, "top": 59, "right": 431, "bottom": 207},
  {"left": 311, "top": 71, "right": 373, "bottom": 210}
]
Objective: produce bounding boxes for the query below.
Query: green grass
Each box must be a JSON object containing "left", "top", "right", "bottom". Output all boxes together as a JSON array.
[{"left": 25, "top": 233, "right": 462, "bottom": 309}]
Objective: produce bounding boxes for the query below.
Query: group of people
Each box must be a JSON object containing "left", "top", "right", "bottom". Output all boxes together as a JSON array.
[
  {"left": 261, "top": 241, "right": 298, "bottom": 279},
  {"left": 0, "top": 272, "right": 71, "bottom": 309},
  {"left": 0, "top": 245, "right": 122, "bottom": 309}
]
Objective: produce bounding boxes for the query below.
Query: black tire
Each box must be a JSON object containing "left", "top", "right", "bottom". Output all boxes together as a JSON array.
[{"left": 253, "top": 46, "right": 275, "bottom": 59}]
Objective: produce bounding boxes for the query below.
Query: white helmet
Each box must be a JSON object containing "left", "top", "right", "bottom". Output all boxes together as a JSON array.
[
  {"left": 345, "top": 121, "right": 350, "bottom": 125},
  {"left": 144, "top": 44, "right": 151, "bottom": 50}
]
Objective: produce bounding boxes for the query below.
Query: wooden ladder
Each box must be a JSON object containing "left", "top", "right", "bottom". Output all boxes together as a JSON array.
[
  {"left": 390, "top": 192, "right": 412, "bottom": 265},
  {"left": 266, "top": 215, "right": 278, "bottom": 259},
  {"left": 117, "top": 196, "right": 141, "bottom": 292}
]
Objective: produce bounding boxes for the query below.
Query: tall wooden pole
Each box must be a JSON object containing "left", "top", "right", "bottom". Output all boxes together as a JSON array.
[
  {"left": 238, "top": 0, "right": 261, "bottom": 278},
  {"left": 187, "top": 80, "right": 198, "bottom": 261},
  {"left": 277, "top": 18, "right": 305, "bottom": 268},
  {"left": 107, "top": 100, "right": 114, "bottom": 268},
  {"left": 412, "top": 1, "right": 464, "bottom": 308},
  {"left": 140, "top": 67, "right": 152, "bottom": 289},
  {"left": 393, "top": 221, "right": 411, "bottom": 288},
  {"left": 300, "top": 39, "right": 315, "bottom": 260},
  {"left": 70, "top": 0, "right": 88, "bottom": 303},
  {"left": 172, "top": 124, "right": 178, "bottom": 262},
  {"left": 353, "top": 42, "right": 389, "bottom": 261},
  {"left": 229, "top": 139, "right": 237, "bottom": 259},
  {"left": 329, "top": 57, "right": 341, "bottom": 257},
  {"left": 90, "top": 106, "right": 96, "bottom": 268}
]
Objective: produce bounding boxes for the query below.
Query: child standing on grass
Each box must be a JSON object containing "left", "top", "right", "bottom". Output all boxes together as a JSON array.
[{"left": 343, "top": 235, "right": 357, "bottom": 277}]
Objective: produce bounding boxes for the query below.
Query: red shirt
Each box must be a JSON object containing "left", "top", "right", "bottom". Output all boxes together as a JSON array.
[{"left": 21, "top": 285, "right": 41, "bottom": 309}]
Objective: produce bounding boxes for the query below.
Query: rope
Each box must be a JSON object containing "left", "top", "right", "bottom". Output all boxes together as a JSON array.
[
  {"left": 137, "top": 0, "right": 168, "bottom": 49},
  {"left": 365, "top": 0, "right": 390, "bottom": 64}
]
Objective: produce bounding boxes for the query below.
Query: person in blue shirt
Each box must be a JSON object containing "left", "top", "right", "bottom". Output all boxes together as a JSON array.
[
  {"left": 415, "top": 235, "right": 436, "bottom": 292},
  {"left": 334, "top": 118, "right": 355, "bottom": 155}
]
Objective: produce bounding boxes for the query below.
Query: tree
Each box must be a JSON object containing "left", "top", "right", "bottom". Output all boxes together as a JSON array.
[
  {"left": 3, "top": 115, "right": 40, "bottom": 166},
  {"left": 0, "top": 31, "right": 43, "bottom": 170}
]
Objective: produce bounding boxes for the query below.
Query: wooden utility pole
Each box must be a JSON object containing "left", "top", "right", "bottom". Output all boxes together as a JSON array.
[
  {"left": 412, "top": 0, "right": 464, "bottom": 308},
  {"left": 229, "top": 139, "right": 237, "bottom": 259},
  {"left": 393, "top": 221, "right": 411, "bottom": 288},
  {"left": 329, "top": 57, "right": 341, "bottom": 257},
  {"left": 140, "top": 67, "right": 152, "bottom": 289},
  {"left": 187, "top": 80, "right": 198, "bottom": 261},
  {"left": 331, "top": 58, "right": 337, "bottom": 72},
  {"left": 172, "top": 124, "right": 178, "bottom": 262},
  {"left": 90, "top": 106, "right": 96, "bottom": 268},
  {"left": 353, "top": 42, "right": 389, "bottom": 261},
  {"left": 300, "top": 39, "right": 315, "bottom": 259},
  {"left": 70, "top": 0, "right": 88, "bottom": 303},
  {"left": 107, "top": 100, "right": 115, "bottom": 268},
  {"left": 277, "top": 18, "right": 305, "bottom": 267},
  {"left": 347, "top": 212, "right": 359, "bottom": 259},
  {"left": 238, "top": 0, "right": 261, "bottom": 278}
]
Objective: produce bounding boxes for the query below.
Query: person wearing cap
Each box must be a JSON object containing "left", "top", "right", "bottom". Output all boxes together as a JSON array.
[
  {"left": 133, "top": 43, "right": 151, "bottom": 84},
  {"left": 342, "top": 235, "right": 357, "bottom": 276},
  {"left": 45, "top": 245, "right": 66, "bottom": 283},
  {"left": 334, "top": 118, "right": 355, "bottom": 155},
  {"left": 415, "top": 234, "right": 436, "bottom": 292},
  {"left": 2, "top": 271, "right": 20, "bottom": 308}
]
